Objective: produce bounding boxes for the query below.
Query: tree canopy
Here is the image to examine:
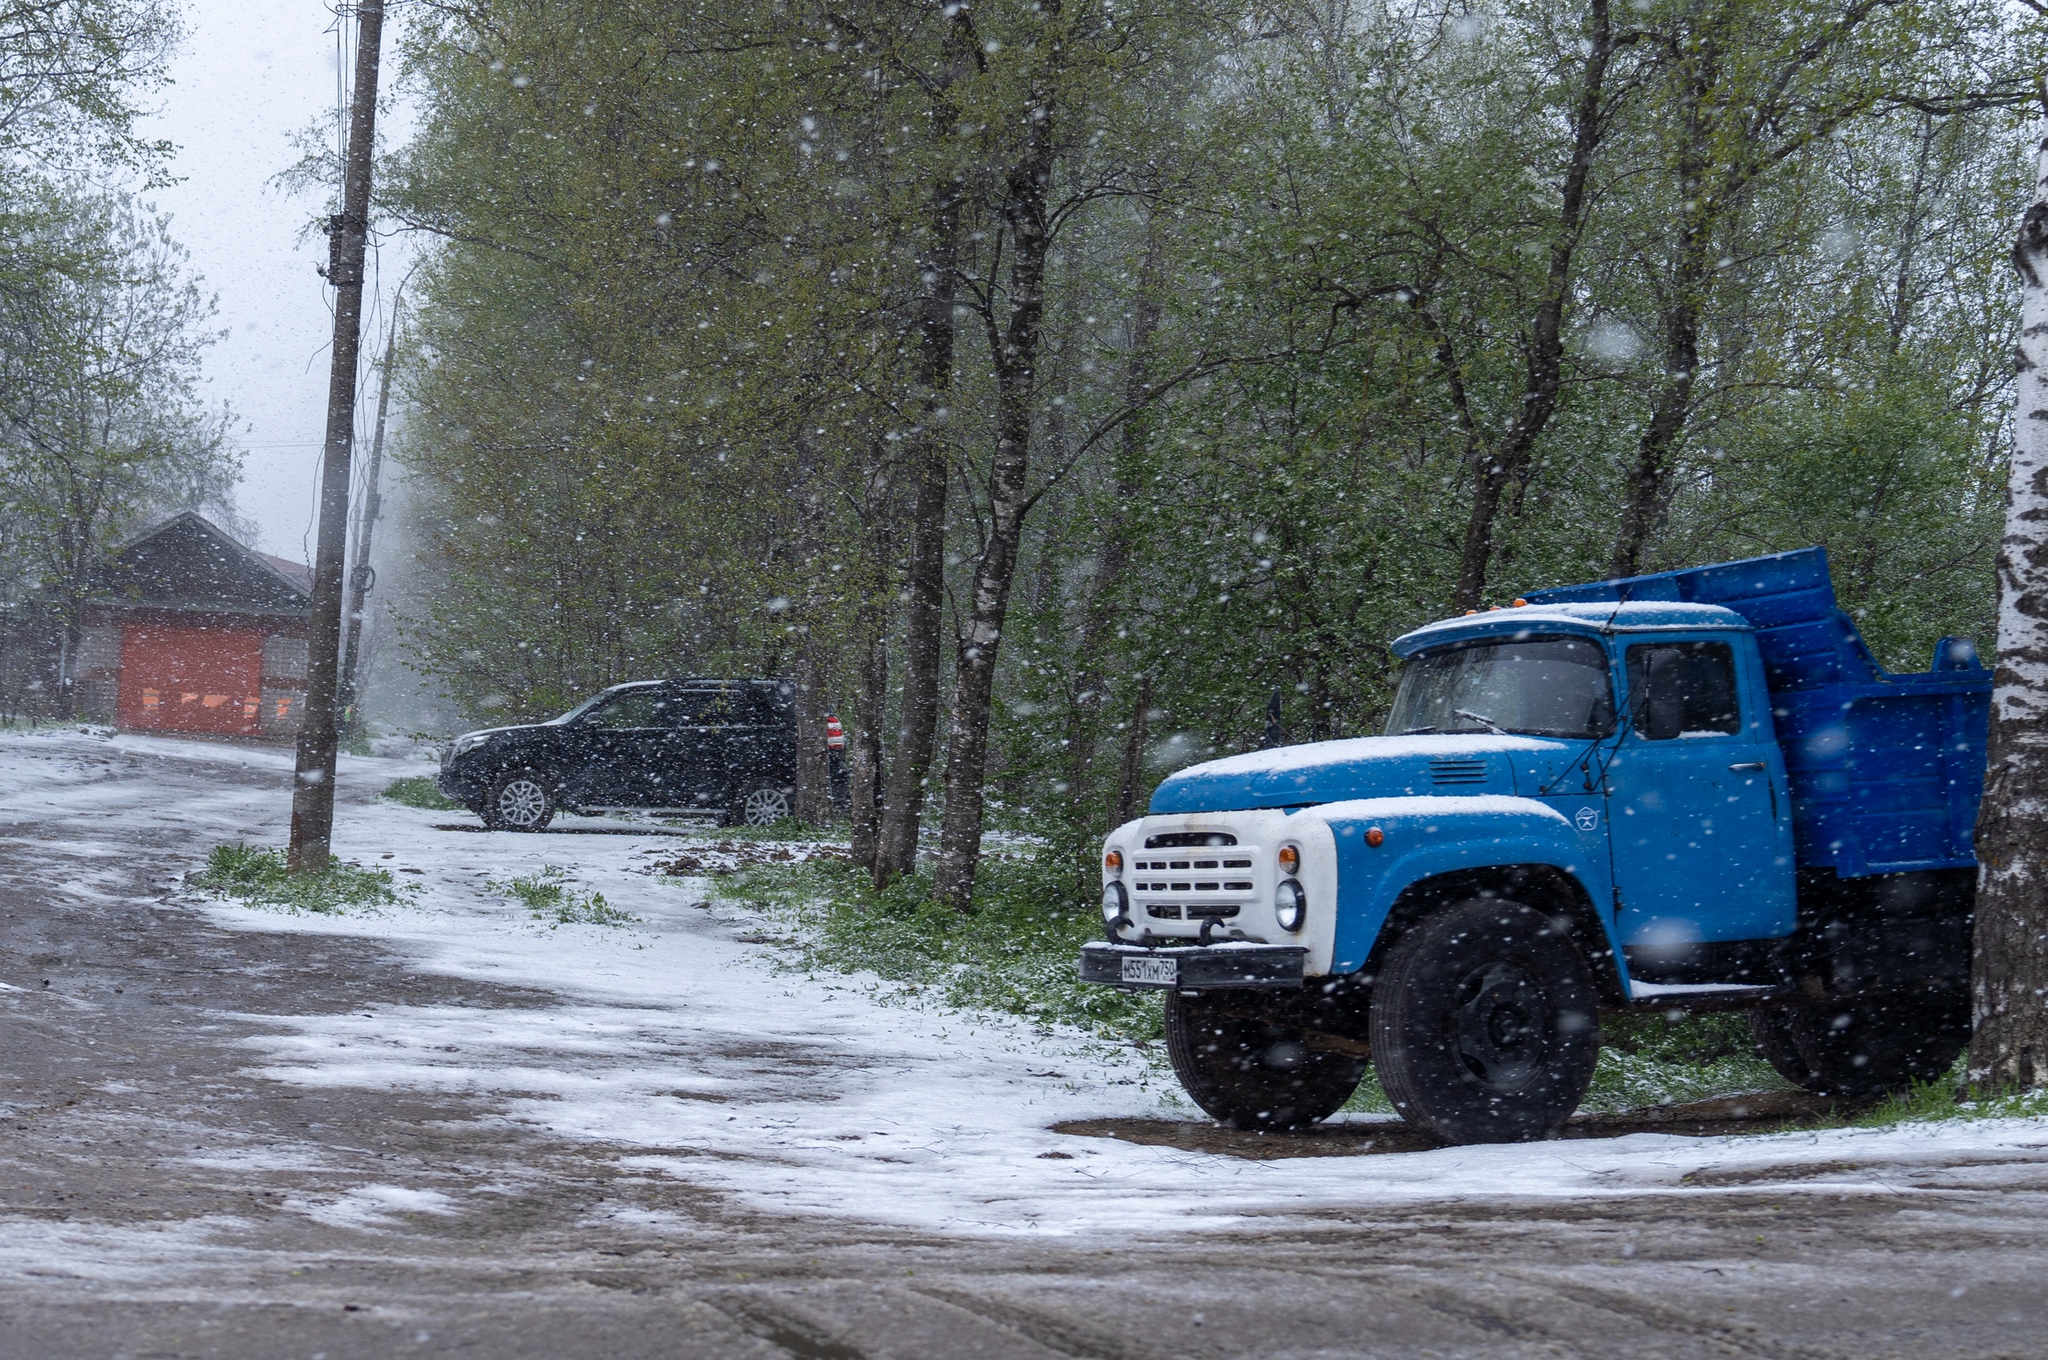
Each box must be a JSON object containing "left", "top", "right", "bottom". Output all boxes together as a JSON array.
[{"left": 383, "top": 0, "right": 2038, "bottom": 899}]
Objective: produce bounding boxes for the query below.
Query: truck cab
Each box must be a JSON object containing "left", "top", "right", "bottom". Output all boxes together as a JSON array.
[{"left": 1080, "top": 549, "right": 1986, "bottom": 1144}]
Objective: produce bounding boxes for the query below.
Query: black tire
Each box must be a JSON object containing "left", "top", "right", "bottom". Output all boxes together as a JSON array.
[
  {"left": 1163, "top": 990, "right": 1367, "bottom": 1131},
  {"left": 726, "top": 783, "right": 792, "bottom": 828},
  {"left": 1370, "top": 898, "right": 1601, "bottom": 1144},
  {"left": 1748, "top": 1008, "right": 1815, "bottom": 1088},
  {"left": 481, "top": 771, "right": 555, "bottom": 831},
  {"left": 1748, "top": 995, "right": 1968, "bottom": 1099}
]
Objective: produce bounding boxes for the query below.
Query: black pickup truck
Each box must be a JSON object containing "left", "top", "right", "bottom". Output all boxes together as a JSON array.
[{"left": 438, "top": 678, "right": 840, "bottom": 830}]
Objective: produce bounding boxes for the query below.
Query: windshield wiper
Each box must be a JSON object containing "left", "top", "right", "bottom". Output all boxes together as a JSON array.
[{"left": 1453, "top": 708, "right": 1508, "bottom": 736}]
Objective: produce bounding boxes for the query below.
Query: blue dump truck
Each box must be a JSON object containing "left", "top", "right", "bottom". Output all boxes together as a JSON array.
[{"left": 1079, "top": 548, "right": 1990, "bottom": 1144}]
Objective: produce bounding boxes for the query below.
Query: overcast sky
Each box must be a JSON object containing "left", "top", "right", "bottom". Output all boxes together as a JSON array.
[{"left": 140, "top": 0, "right": 418, "bottom": 562}]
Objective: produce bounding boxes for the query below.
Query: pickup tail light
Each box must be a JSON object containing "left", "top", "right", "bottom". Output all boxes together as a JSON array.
[{"left": 824, "top": 715, "right": 846, "bottom": 750}]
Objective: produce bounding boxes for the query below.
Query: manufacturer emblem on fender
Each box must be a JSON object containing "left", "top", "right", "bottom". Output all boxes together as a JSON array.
[{"left": 1574, "top": 806, "right": 1600, "bottom": 831}]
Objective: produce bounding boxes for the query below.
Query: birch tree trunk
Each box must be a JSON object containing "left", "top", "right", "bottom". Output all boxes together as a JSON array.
[
  {"left": 1609, "top": 40, "right": 1714, "bottom": 580},
  {"left": 848, "top": 460, "right": 894, "bottom": 875},
  {"left": 1969, "top": 130, "right": 2048, "bottom": 1092},
  {"left": 1450, "top": 0, "right": 1620, "bottom": 611},
  {"left": 873, "top": 179, "right": 960, "bottom": 884},
  {"left": 847, "top": 617, "right": 887, "bottom": 870},
  {"left": 930, "top": 12, "right": 1063, "bottom": 913},
  {"left": 875, "top": 11, "right": 976, "bottom": 886}
]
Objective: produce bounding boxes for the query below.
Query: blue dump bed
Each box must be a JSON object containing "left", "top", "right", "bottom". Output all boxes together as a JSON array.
[{"left": 1525, "top": 549, "right": 1990, "bottom": 879}]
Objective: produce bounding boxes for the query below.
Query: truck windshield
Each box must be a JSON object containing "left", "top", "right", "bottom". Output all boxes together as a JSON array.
[{"left": 1388, "top": 636, "right": 1616, "bottom": 739}]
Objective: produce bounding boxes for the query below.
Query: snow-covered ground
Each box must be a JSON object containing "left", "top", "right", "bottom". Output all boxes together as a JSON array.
[{"left": 7, "top": 726, "right": 2048, "bottom": 1240}]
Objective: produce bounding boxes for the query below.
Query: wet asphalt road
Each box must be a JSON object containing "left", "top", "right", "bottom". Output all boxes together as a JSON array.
[{"left": 3, "top": 738, "right": 2048, "bottom": 1359}]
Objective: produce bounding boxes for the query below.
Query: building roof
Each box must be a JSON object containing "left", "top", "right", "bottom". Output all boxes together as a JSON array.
[
  {"left": 91, "top": 512, "right": 311, "bottom": 618},
  {"left": 256, "top": 552, "right": 314, "bottom": 592}
]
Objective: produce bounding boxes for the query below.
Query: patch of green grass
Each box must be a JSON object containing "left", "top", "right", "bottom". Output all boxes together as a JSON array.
[
  {"left": 1582, "top": 1011, "right": 1793, "bottom": 1112},
  {"left": 711, "top": 850, "right": 1163, "bottom": 1043},
  {"left": 381, "top": 775, "right": 459, "bottom": 811},
  {"left": 503, "top": 866, "right": 637, "bottom": 927},
  {"left": 190, "top": 842, "right": 403, "bottom": 915},
  {"left": 1840, "top": 1062, "right": 2048, "bottom": 1128},
  {"left": 1340, "top": 1068, "right": 1394, "bottom": 1113},
  {"left": 1849, "top": 1065, "right": 1967, "bottom": 1126}
]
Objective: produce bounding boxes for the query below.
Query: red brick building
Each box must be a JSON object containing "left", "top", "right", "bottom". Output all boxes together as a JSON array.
[{"left": 74, "top": 513, "right": 312, "bottom": 739}]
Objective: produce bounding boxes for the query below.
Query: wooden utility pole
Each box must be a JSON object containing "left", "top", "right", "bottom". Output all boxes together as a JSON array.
[
  {"left": 289, "top": 0, "right": 386, "bottom": 874},
  {"left": 337, "top": 290, "right": 404, "bottom": 739}
]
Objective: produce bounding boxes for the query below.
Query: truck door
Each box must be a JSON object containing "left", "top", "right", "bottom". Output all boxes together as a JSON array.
[{"left": 1606, "top": 638, "right": 1795, "bottom": 947}]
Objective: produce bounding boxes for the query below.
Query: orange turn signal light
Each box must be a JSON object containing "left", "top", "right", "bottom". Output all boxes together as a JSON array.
[
  {"left": 1365, "top": 826, "right": 1385, "bottom": 848},
  {"left": 1103, "top": 849, "right": 1123, "bottom": 874},
  {"left": 1277, "top": 845, "right": 1300, "bottom": 876}
]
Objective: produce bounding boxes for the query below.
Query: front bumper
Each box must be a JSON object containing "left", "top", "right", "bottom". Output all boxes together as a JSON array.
[
  {"left": 437, "top": 767, "right": 484, "bottom": 806},
  {"left": 1078, "top": 941, "right": 1307, "bottom": 991}
]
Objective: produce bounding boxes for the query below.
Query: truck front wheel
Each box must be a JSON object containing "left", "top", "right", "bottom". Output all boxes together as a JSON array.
[
  {"left": 1747, "top": 995, "right": 1968, "bottom": 1099},
  {"left": 1164, "top": 991, "right": 1367, "bottom": 1131},
  {"left": 1370, "top": 898, "right": 1601, "bottom": 1144}
]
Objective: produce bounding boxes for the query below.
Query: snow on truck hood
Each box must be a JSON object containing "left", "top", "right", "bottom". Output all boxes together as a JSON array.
[{"left": 1148, "top": 733, "right": 1562, "bottom": 815}]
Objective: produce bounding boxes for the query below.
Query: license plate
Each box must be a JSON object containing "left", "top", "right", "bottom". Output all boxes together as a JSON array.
[{"left": 1120, "top": 955, "right": 1178, "bottom": 986}]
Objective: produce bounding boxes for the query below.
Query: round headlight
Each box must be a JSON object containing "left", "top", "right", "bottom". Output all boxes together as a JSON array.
[
  {"left": 1103, "top": 848, "right": 1123, "bottom": 876},
  {"left": 1101, "top": 879, "right": 1129, "bottom": 924},
  {"left": 1275, "top": 878, "right": 1307, "bottom": 932}
]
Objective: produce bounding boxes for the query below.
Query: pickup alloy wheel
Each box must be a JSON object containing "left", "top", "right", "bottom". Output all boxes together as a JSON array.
[
  {"left": 1371, "top": 898, "right": 1601, "bottom": 1144},
  {"left": 1163, "top": 990, "right": 1368, "bottom": 1130},
  {"left": 482, "top": 772, "right": 555, "bottom": 832},
  {"left": 734, "top": 785, "right": 792, "bottom": 828}
]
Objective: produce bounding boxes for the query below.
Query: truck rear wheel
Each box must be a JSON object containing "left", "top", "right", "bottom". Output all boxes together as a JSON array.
[
  {"left": 1370, "top": 898, "right": 1601, "bottom": 1144},
  {"left": 1163, "top": 991, "right": 1367, "bottom": 1131},
  {"left": 1748, "top": 1009, "right": 1810, "bottom": 1087},
  {"left": 1747, "top": 995, "right": 1968, "bottom": 1099}
]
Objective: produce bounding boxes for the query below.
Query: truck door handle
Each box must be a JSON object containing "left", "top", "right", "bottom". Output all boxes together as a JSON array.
[{"left": 1728, "top": 761, "right": 1767, "bottom": 772}]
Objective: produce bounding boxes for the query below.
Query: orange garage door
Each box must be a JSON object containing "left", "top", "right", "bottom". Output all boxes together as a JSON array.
[{"left": 118, "top": 625, "right": 264, "bottom": 736}]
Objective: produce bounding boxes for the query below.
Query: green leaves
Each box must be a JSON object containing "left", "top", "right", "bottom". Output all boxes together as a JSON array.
[
  {"left": 0, "top": 0, "right": 183, "bottom": 180},
  {"left": 388, "top": 0, "right": 2017, "bottom": 878},
  {"left": 1, "top": 187, "right": 235, "bottom": 634}
]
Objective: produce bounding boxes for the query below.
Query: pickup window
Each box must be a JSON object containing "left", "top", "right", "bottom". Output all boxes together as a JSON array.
[
  {"left": 1388, "top": 636, "right": 1616, "bottom": 739},
  {"left": 586, "top": 690, "right": 678, "bottom": 729},
  {"left": 1625, "top": 641, "right": 1740, "bottom": 740}
]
